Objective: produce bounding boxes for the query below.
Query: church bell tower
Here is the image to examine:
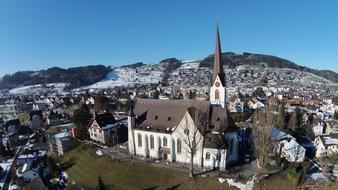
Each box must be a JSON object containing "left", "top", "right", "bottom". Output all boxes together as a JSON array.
[{"left": 210, "top": 22, "right": 226, "bottom": 108}]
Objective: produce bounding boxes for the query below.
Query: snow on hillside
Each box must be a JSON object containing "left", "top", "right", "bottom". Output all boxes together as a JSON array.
[
  {"left": 9, "top": 83, "right": 67, "bottom": 94},
  {"left": 81, "top": 64, "right": 165, "bottom": 89}
]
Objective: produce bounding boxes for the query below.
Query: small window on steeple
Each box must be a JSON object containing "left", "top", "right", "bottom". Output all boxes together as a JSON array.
[
  {"left": 155, "top": 115, "right": 158, "bottom": 120},
  {"left": 215, "top": 89, "right": 219, "bottom": 100},
  {"left": 168, "top": 117, "right": 171, "bottom": 121}
]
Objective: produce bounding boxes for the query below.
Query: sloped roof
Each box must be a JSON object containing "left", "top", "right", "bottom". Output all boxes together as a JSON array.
[
  {"left": 210, "top": 107, "right": 237, "bottom": 132},
  {"left": 134, "top": 99, "right": 210, "bottom": 133},
  {"left": 203, "top": 132, "right": 228, "bottom": 149},
  {"left": 133, "top": 98, "right": 237, "bottom": 133}
]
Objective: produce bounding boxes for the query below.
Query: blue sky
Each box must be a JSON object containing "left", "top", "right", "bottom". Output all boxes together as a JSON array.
[{"left": 0, "top": 0, "right": 337, "bottom": 77}]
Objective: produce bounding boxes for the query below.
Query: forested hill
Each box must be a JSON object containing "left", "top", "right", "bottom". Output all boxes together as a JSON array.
[
  {"left": 200, "top": 52, "right": 338, "bottom": 82},
  {"left": 0, "top": 65, "right": 111, "bottom": 89}
]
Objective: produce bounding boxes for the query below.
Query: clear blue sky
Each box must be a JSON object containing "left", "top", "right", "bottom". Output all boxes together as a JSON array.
[{"left": 0, "top": 0, "right": 337, "bottom": 77}]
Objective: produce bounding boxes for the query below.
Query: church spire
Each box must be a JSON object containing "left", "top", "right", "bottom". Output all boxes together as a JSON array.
[{"left": 212, "top": 21, "right": 225, "bottom": 86}]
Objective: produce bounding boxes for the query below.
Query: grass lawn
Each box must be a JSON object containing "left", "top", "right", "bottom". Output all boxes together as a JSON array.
[
  {"left": 61, "top": 145, "right": 235, "bottom": 190},
  {"left": 47, "top": 123, "right": 75, "bottom": 134},
  {"left": 18, "top": 112, "right": 30, "bottom": 123},
  {"left": 255, "top": 175, "right": 296, "bottom": 190},
  {"left": 255, "top": 174, "right": 338, "bottom": 190}
]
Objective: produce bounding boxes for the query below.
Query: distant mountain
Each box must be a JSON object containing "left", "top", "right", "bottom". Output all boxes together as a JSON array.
[
  {"left": 200, "top": 52, "right": 338, "bottom": 82},
  {"left": 1, "top": 52, "right": 337, "bottom": 90},
  {"left": 0, "top": 65, "right": 111, "bottom": 89}
]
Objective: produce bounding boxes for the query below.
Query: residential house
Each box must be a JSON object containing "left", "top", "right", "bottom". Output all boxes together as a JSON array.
[
  {"left": 49, "top": 131, "right": 74, "bottom": 156},
  {"left": 30, "top": 110, "right": 43, "bottom": 130},
  {"left": 271, "top": 128, "right": 306, "bottom": 163},
  {"left": 88, "top": 113, "right": 127, "bottom": 145},
  {"left": 315, "top": 134, "right": 338, "bottom": 157},
  {"left": 16, "top": 159, "right": 40, "bottom": 182}
]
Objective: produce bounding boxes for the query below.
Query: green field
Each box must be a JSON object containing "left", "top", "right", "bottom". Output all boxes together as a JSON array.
[
  {"left": 60, "top": 145, "right": 338, "bottom": 190},
  {"left": 61, "top": 145, "right": 235, "bottom": 190},
  {"left": 47, "top": 123, "right": 75, "bottom": 134}
]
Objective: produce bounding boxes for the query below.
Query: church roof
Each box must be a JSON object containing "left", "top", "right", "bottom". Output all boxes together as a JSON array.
[
  {"left": 133, "top": 99, "right": 210, "bottom": 133},
  {"left": 210, "top": 107, "right": 237, "bottom": 132},
  {"left": 203, "top": 132, "right": 228, "bottom": 149},
  {"left": 133, "top": 98, "right": 237, "bottom": 133},
  {"left": 212, "top": 22, "right": 226, "bottom": 86}
]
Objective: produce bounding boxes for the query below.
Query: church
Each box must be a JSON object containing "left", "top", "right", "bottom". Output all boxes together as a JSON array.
[{"left": 127, "top": 24, "right": 239, "bottom": 170}]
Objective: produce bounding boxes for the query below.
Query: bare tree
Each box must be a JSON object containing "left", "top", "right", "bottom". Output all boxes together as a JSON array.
[
  {"left": 252, "top": 106, "right": 275, "bottom": 171},
  {"left": 179, "top": 107, "right": 207, "bottom": 178}
]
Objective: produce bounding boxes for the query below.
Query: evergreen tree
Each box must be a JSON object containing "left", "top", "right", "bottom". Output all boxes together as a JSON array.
[
  {"left": 97, "top": 177, "right": 106, "bottom": 190},
  {"left": 72, "top": 104, "right": 92, "bottom": 140},
  {"left": 277, "top": 104, "right": 286, "bottom": 129}
]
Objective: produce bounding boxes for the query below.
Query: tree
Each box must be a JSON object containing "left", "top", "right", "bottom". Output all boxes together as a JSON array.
[
  {"left": 179, "top": 107, "right": 207, "bottom": 178},
  {"left": 288, "top": 107, "right": 303, "bottom": 131},
  {"left": 253, "top": 87, "right": 266, "bottom": 98},
  {"left": 72, "top": 104, "right": 92, "bottom": 140},
  {"left": 253, "top": 107, "right": 275, "bottom": 171},
  {"left": 277, "top": 104, "right": 286, "bottom": 129},
  {"left": 334, "top": 111, "right": 338, "bottom": 120},
  {"left": 0, "top": 142, "right": 6, "bottom": 157},
  {"left": 97, "top": 176, "right": 106, "bottom": 190},
  {"left": 47, "top": 156, "right": 58, "bottom": 178},
  {"left": 95, "top": 93, "right": 110, "bottom": 113}
]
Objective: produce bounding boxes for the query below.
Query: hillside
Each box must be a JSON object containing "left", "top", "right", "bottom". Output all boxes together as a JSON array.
[
  {"left": 1, "top": 52, "right": 338, "bottom": 91},
  {"left": 200, "top": 52, "right": 338, "bottom": 82},
  {"left": 0, "top": 65, "right": 112, "bottom": 89}
]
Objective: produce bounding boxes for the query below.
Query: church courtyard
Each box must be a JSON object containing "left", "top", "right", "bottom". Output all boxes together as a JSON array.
[{"left": 60, "top": 144, "right": 235, "bottom": 190}]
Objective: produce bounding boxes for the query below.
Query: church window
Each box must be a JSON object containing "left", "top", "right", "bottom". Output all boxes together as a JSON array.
[
  {"left": 177, "top": 138, "right": 182, "bottom": 153},
  {"left": 206, "top": 152, "right": 210, "bottom": 160},
  {"left": 215, "top": 89, "right": 219, "bottom": 100},
  {"left": 163, "top": 137, "right": 167, "bottom": 147},
  {"left": 150, "top": 135, "right": 154, "bottom": 149},
  {"left": 168, "top": 117, "right": 171, "bottom": 121},
  {"left": 138, "top": 133, "right": 142, "bottom": 147},
  {"left": 155, "top": 115, "right": 158, "bottom": 120}
]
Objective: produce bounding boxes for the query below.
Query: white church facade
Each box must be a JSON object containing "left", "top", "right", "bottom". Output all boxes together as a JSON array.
[{"left": 127, "top": 24, "right": 239, "bottom": 170}]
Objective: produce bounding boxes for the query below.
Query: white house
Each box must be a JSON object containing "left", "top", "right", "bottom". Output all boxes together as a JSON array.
[
  {"left": 16, "top": 159, "right": 39, "bottom": 182},
  {"left": 271, "top": 128, "right": 306, "bottom": 163},
  {"left": 315, "top": 134, "right": 338, "bottom": 158},
  {"left": 128, "top": 24, "right": 239, "bottom": 170},
  {"left": 88, "top": 113, "right": 127, "bottom": 145}
]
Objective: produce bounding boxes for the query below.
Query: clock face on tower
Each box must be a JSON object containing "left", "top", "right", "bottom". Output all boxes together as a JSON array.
[{"left": 215, "top": 82, "right": 220, "bottom": 87}]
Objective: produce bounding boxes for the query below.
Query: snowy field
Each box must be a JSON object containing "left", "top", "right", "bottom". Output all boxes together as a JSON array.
[
  {"left": 81, "top": 66, "right": 164, "bottom": 89},
  {"left": 9, "top": 83, "right": 67, "bottom": 94}
]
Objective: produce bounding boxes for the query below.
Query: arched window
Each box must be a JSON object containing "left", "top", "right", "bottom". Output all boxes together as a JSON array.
[
  {"left": 206, "top": 152, "right": 210, "bottom": 160},
  {"left": 163, "top": 137, "right": 167, "bottom": 147},
  {"left": 158, "top": 137, "right": 161, "bottom": 148},
  {"left": 177, "top": 138, "right": 182, "bottom": 153},
  {"left": 215, "top": 89, "right": 219, "bottom": 100},
  {"left": 229, "top": 139, "right": 234, "bottom": 154},
  {"left": 138, "top": 133, "right": 142, "bottom": 147},
  {"left": 150, "top": 135, "right": 154, "bottom": 149}
]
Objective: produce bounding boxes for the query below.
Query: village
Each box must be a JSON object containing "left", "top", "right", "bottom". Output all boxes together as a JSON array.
[{"left": 0, "top": 24, "right": 337, "bottom": 190}]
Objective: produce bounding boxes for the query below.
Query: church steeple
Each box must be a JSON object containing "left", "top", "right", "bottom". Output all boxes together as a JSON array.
[
  {"left": 210, "top": 21, "right": 226, "bottom": 108},
  {"left": 212, "top": 22, "right": 225, "bottom": 86}
]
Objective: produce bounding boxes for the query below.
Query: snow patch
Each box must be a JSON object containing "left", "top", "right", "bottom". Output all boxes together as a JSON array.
[{"left": 225, "top": 175, "right": 256, "bottom": 190}]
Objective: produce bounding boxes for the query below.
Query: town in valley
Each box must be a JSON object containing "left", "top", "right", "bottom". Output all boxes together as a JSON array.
[{"left": 0, "top": 1, "right": 338, "bottom": 190}]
